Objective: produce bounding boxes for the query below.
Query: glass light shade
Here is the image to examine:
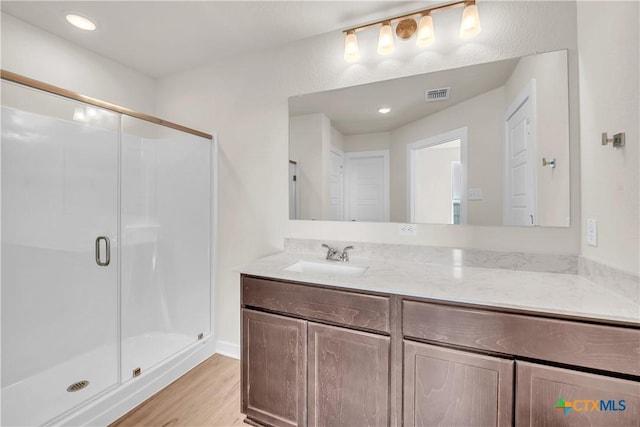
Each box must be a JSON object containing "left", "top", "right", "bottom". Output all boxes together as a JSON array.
[
  {"left": 416, "top": 14, "right": 435, "bottom": 47},
  {"left": 65, "top": 14, "right": 97, "bottom": 31},
  {"left": 344, "top": 32, "right": 360, "bottom": 62},
  {"left": 459, "top": 4, "right": 481, "bottom": 39},
  {"left": 377, "top": 23, "right": 395, "bottom": 55}
]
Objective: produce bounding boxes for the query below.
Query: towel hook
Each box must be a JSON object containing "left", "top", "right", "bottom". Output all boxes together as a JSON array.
[
  {"left": 602, "top": 132, "right": 625, "bottom": 147},
  {"left": 542, "top": 157, "right": 556, "bottom": 168}
]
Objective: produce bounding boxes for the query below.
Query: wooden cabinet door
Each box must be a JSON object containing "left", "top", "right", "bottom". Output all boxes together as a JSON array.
[
  {"left": 403, "top": 340, "right": 514, "bottom": 427},
  {"left": 242, "top": 309, "right": 307, "bottom": 427},
  {"left": 308, "top": 322, "right": 390, "bottom": 427},
  {"left": 516, "top": 361, "right": 640, "bottom": 427}
]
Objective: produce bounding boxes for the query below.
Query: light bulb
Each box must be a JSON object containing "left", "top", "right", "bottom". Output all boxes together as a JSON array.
[
  {"left": 73, "top": 107, "right": 86, "bottom": 122},
  {"left": 460, "top": 3, "right": 481, "bottom": 39},
  {"left": 377, "top": 21, "right": 395, "bottom": 55},
  {"left": 65, "top": 14, "right": 97, "bottom": 31},
  {"left": 416, "top": 13, "right": 435, "bottom": 47},
  {"left": 344, "top": 30, "right": 360, "bottom": 62}
]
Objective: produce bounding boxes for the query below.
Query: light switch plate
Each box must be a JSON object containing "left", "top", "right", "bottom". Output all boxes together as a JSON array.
[
  {"left": 468, "top": 188, "right": 483, "bottom": 201},
  {"left": 587, "top": 219, "right": 598, "bottom": 247},
  {"left": 398, "top": 223, "right": 417, "bottom": 236}
]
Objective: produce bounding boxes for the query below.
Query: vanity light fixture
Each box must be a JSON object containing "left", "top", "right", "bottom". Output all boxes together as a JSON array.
[
  {"left": 377, "top": 107, "right": 392, "bottom": 114},
  {"left": 416, "top": 12, "right": 435, "bottom": 48},
  {"left": 377, "top": 21, "right": 395, "bottom": 55},
  {"left": 343, "top": 0, "right": 481, "bottom": 61},
  {"left": 344, "top": 29, "right": 360, "bottom": 62},
  {"left": 65, "top": 13, "right": 97, "bottom": 31},
  {"left": 459, "top": 2, "right": 482, "bottom": 39}
]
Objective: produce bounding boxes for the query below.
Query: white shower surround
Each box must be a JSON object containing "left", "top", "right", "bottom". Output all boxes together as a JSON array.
[{"left": 0, "top": 82, "right": 218, "bottom": 426}]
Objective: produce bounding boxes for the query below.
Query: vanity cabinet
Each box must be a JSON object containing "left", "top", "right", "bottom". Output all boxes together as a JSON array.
[
  {"left": 403, "top": 341, "right": 513, "bottom": 427},
  {"left": 308, "top": 323, "right": 389, "bottom": 427},
  {"left": 403, "top": 299, "right": 640, "bottom": 427},
  {"left": 242, "top": 276, "right": 392, "bottom": 427},
  {"left": 241, "top": 274, "right": 639, "bottom": 427}
]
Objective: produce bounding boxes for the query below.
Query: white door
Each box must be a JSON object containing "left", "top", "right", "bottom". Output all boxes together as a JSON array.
[
  {"left": 329, "top": 149, "right": 344, "bottom": 220},
  {"left": 504, "top": 80, "right": 537, "bottom": 226},
  {"left": 289, "top": 161, "right": 298, "bottom": 219},
  {"left": 345, "top": 151, "right": 389, "bottom": 222}
]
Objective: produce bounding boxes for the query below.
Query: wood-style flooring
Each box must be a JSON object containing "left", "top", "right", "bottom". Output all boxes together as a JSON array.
[{"left": 110, "top": 354, "right": 245, "bottom": 427}]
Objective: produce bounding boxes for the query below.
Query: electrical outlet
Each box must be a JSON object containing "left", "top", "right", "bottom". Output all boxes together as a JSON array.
[
  {"left": 587, "top": 219, "right": 598, "bottom": 247},
  {"left": 468, "top": 188, "right": 483, "bottom": 201},
  {"left": 398, "top": 223, "right": 417, "bottom": 236}
]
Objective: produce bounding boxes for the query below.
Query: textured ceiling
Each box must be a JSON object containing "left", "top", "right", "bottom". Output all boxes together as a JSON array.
[{"left": 1, "top": 1, "right": 430, "bottom": 78}]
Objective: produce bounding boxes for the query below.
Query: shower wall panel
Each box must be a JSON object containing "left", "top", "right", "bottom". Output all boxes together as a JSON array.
[{"left": 120, "top": 116, "right": 211, "bottom": 381}]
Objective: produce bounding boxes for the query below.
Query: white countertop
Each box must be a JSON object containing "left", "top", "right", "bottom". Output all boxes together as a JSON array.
[{"left": 238, "top": 251, "right": 640, "bottom": 325}]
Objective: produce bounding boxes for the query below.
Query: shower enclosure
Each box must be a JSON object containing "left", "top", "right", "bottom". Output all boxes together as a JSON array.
[{"left": 1, "top": 73, "right": 214, "bottom": 426}]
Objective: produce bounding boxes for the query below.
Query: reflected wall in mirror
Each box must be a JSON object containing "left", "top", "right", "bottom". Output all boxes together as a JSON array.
[{"left": 289, "top": 49, "right": 570, "bottom": 227}]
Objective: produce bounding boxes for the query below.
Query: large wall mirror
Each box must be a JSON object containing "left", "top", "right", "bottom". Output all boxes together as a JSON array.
[{"left": 289, "top": 49, "right": 570, "bottom": 227}]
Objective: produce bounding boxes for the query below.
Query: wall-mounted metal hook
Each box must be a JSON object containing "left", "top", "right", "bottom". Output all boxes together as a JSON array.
[
  {"left": 542, "top": 157, "right": 556, "bottom": 168},
  {"left": 602, "top": 132, "right": 625, "bottom": 147}
]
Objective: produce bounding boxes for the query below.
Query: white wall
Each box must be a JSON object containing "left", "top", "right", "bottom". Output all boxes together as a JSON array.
[
  {"left": 156, "top": 1, "right": 581, "bottom": 349},
  {"left": 330, "top": 125, "right": 344, "bottom": 152},
  {"left": 577, "top": 1, "right": 639, "bottom": 275},
  {"left": 391, "top": 87, "right": 505, "bottom": 224},
  {"left": 289, "top": 113, "right": 331, "bottom": 220},
  {"left": 344, "top": 132, "right": 391, "bottom": 152},
  {"left": 1, "top": 13, "right": 156, "bottom": 114}
]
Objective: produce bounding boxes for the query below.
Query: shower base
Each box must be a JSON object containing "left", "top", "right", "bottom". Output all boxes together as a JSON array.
[{"left": 1, "top": 332, "right": 195, "bottom": 427}]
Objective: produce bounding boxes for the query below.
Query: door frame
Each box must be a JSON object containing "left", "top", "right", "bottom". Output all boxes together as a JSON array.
[
  {"left": 329, "top": 146, "right": 344, "bottom": 221},
  {"left": 503, "top": 79, "right": 537, "bottom": 226},
  {"left": 344, "top": 150, "right": 390, "bottom": 222},
  {"left": 288, "top": 160, "right": 299, "bottom": 220},
  {"left": 407, "top": 127, "right": 468, "bottom": 224}
]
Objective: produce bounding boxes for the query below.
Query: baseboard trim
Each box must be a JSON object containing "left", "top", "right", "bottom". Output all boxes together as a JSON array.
[{"left": 216, "top": 340, "right": 240, "bottom": 359}]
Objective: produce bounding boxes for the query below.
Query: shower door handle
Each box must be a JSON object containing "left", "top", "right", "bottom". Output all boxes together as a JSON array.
[{"left": 95, "top": 236, "right": 111, "bottom": 266}]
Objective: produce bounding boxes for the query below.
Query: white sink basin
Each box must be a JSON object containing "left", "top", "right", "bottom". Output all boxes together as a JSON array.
[{"left": 284, "top": 260, "right": 368, "bottom": 277}]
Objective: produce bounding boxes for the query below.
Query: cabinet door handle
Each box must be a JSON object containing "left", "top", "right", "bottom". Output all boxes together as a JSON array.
[{"left": 95, "top": 236, "right": 110, "bottom": 266}]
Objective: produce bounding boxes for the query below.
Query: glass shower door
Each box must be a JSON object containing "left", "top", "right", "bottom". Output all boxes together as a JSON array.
[
  {"left": 120, "top": 116, "right": 211, "bottom": 381},
  {"left": 1, "top": 82, "right": 120, "bottom": 426}
]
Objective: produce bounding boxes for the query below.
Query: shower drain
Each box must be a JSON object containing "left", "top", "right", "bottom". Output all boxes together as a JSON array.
[{"left": 66, "top": 380, "right": 89, "bottom": 392}]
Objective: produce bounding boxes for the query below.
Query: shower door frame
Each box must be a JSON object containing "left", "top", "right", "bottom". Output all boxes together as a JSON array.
[{"left": 0, "top": 69, "right": 218, "bottom": 426}]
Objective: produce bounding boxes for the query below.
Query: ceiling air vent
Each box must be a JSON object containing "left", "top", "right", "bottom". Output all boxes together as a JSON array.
[{"left": 425, "top": 87, "right": 451, "bottom": 102}]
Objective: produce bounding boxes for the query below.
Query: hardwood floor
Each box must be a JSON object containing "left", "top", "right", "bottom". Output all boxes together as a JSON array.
[{"left": 110, "top": 354, "right": 245, "bottom": 427}]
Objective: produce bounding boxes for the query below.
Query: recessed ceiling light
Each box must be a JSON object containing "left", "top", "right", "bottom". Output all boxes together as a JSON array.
[
  {"left": 66, "top": 14, "right": 97, "bottom": 31},
  {"left": 378, "top": 107, "right": 392, "bottom": 114}
]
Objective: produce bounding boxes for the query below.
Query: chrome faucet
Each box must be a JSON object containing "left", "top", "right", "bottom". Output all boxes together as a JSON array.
[{"left": 322, "top": 244, "right": 354, "bottom": 262}]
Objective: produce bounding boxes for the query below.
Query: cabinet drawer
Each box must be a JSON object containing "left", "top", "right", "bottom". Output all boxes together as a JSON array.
[
  {"left": 403, "top": 300, "right": 640, "bottom": 376},
  {"left": 242, "top": 275, "right": 390, "bottom": 333}
]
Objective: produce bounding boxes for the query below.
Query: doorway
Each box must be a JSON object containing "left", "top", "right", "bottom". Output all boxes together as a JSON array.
[{"left": 408, "top": 127, "right": 468, "bottom": 224}]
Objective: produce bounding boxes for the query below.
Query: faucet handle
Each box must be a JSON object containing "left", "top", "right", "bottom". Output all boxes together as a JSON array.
[
  {"left": 322, "top": 243, "right": 337, "bottom": 260},
  {"left": 340, "top": 246, "right": 354, "bottom": 262}
]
